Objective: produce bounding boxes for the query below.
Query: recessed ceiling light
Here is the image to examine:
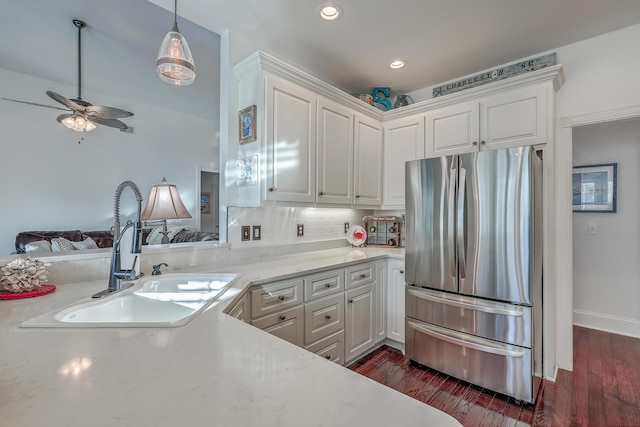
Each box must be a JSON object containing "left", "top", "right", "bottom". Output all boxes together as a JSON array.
[
  {"left": 390, "top": 59, "right": 406, "bottom": 69},
  {"left": 319, "top": 4, "right": 342, "bottom": 20}
]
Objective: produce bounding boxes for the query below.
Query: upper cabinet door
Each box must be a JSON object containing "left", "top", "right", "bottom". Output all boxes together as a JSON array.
[
  {"left": 265, "top": 75, "right": 317, "bottom": 203},
  {"left": 383, "top": 116, "right": 425, "bottom": 208},
  {"left": 480, "top": 84, "right": 548, "bottom": 150},
  {"left": 317, "top": 97, "right": 354, "bottom": 205},
  {"left": 426, "top": 101, "right": 479, "bottom": 157},
  {"left": 354, "top": 114, "right": 383, "bottom": 207}
]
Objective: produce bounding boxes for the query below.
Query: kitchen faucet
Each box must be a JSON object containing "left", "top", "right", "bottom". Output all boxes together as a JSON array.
[{"left": 92, "top": 181, "right": 144, "bottom": 298}]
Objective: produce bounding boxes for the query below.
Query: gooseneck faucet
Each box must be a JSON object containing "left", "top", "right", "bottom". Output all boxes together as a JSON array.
[{"left": 92, "top": 181, "right": 144, "bottom": 298}]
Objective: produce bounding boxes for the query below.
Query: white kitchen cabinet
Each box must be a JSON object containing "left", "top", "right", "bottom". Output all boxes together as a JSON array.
[
  {"left": 353, "top": 114, "right": 383, "bottom": 207},
  {"left": 251, "top": 305, "right": 305, "bottom": 347},
  {"left": 227, "top": 294, "right": 250, "bottom": 323},
  {"left": 375, "top": 261, "right": 387, "bottom": 344},
  {"left": 425, "top": 84, "right": 549, "bottom": 157},
  {"left": 382, "top": 115, "right": 426, "bottom": 208},
  {"left": 265, "top": 74, "right": 317, "bottom": 203},
  {"left": 386, "top": 259, "right": 405, "bottom": 347},
  {"left": 316, "top": 97, "right": 354, "bottom": 205},
  {"left": 345, "top": 283, "right": 376, "bottom": 363}
]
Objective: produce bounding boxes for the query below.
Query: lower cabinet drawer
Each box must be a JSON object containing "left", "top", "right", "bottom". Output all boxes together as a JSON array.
[
  {"left": 251, "top": 305, "right": 304, "bottom": 347},
  {"left": 305, "top": 330, "right": 345, "bottom": 365},
  {"left": 304, "top": 293, "right": 344, "bottom": 345},
  {"left": 405, "top": 318, "right": 537, "bottom": 403},
  {"left": 250, "top": 278, "right": 304, "bottom": 319}
]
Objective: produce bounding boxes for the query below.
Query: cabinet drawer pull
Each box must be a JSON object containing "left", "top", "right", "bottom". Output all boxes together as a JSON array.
[
  {"left": 472, "top": 141, "right": 478, "bottom": 145},
  {"left": 324, "top": 283, "right": 332, "bottom": 288},
  {"left": 359, "top": 274, "right": 366, "bottom": 279},
  {"left": 268, "top": 187, "right": 275, "bottom": 192},
  {"left": 325, "top": 314, "right": 331, "bottom": 320},
  {"left": 355, "top": 195, "right": 360, "bottom": 198},
  {"left": 279, "top": 315, "right": 286, "bottom": 321},
  {"left": 319, "top": 191, "right": 324, "bottom": 196},
  {"left": 348, "top": 299, "right": 354, "bottom": 303},
  {"left": 325, "top": 355, "right": 331, "bottom": 359},
  {"left": 480, "top": 140, "right": 486, "bottom": 145},
  {"left": 278, "top": 295, "right": 285, "bottom": 301},
  {"left": 400, "top": 270, "right": 404, "bottom": 274}
]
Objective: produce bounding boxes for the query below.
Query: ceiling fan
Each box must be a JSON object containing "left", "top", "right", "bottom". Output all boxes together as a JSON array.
[{"left": 1, "top": 19, "right": 133, "bottom": 132}]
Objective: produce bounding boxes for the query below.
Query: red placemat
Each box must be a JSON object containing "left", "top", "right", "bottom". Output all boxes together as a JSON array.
[{"left": 0, "top": 284, "right": 56, "bottom": 300}]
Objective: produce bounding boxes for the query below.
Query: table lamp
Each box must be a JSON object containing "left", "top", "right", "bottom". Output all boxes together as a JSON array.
[{"left": 141, "top": 177, "right": 191, "bottom": 244}]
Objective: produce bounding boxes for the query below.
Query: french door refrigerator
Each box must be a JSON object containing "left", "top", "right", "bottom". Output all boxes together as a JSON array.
[{"left": 404, "top": 145, "right": 543, "bottom": 403}]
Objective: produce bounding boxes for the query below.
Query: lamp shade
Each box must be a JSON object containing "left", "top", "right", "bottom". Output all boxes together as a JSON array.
[{"left": 141, "top": 178, "right": 191, "bottom": 221}]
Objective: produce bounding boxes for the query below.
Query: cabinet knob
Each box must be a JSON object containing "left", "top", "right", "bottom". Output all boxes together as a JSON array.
[
  {"left": 355, "top": 195, "right": 361, "bottom": 198},
  {"left": 325, "top": 314, "right": 331, "bottom": 320},
  {"left": 268, "top": 187, "right": 275, "bottom": 192},
  {"left": 325, "top": 355, "right": 331, "bottom": 359},
  {"left": 279, "top": 315, "right": 286, "bottom": 321},
  {"left": 324, "top": 283, "right": 332, "bottom": 288},
  {"left": 319, "top": 191, "right": 324, "bottom": 196},
  {"left": 472, "top": 141, "right": 478, "bottom": 145},
  {"left": 348, "top": 299, "right": 354, "bottom": 303},
  {"left": 359, "top": 274, "right": 366, "bottom": 279},
  {"left": 480, "top": 140, "right": 486, "bottom": 145},
  {"left": 278, "top": 295, "right": 285, "bottom": 301},
  {"left": 400, "top": 270, "right": 404, "bottom": 274}
]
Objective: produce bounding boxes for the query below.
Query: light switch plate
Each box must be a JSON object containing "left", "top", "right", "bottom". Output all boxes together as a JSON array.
[
  {"left": 252, "top": 225, "right": 261, "bottom": 240},
  {"left": 344, "top": 222, "right": 349, "bottom": 233},
  {"left": 241, "top": 226, "right": 251, "bottom": 241},
  {"left": 297, "top": 224, "right": 304, "bottom": 237}
]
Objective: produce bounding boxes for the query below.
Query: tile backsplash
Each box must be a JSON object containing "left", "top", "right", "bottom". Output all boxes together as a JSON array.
[{"left": 227, "top": 206, "right": 372, "bottom": 247}]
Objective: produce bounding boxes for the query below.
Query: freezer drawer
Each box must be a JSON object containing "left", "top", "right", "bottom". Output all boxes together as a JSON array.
[
  {"left": 406, "top": 318, "right": 539, "bottom": 403},
  {"left": 406, "top": 285, "right": 532, "bottom": 347}
]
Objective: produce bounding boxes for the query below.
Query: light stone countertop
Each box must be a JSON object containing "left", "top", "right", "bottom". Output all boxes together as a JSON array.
[{"left": 0, "top": 247, "right": 461, "bottom": 427}]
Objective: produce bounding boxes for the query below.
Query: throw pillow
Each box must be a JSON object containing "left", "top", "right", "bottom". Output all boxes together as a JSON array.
[
  {"left": 70, "top": 237, "right": 99, "bottom": 250},
  {"left": 51, "top": 237, "right": 76, "bottom": 252},
  {"left": 24, "top": 240, "right": 53, "bottom": 253}
]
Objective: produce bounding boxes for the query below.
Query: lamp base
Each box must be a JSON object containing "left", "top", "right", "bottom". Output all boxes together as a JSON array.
[{"left": 160, "top": 231, "right": 170, "bottom": 245}]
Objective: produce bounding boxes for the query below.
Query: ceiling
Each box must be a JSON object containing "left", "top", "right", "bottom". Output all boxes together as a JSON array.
[{"left": 2, "top": 0, "right": 640, "bottom": 121}]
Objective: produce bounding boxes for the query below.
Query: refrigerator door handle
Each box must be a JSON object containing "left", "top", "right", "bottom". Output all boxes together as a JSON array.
[
  {"left": 457, "top": 167, "right": 467, "bottom": 278},
  {"left": 407, "top": 320, "right": 526, "bottom": 359},
  {"left": 407, "top": 288, "right": 526, "bottom": 317},
  {"left": 448, "top": 167, "right": 457, "bottom": 278}
]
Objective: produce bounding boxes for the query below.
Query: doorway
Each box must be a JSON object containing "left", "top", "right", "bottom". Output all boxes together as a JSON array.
[{"left": 199, "top": 170, "right": 219, "bottom": 236}]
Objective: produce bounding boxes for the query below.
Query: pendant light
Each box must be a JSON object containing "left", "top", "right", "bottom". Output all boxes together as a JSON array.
[{"left": 156, "top": 0, "right": 195, "bottom": 85}]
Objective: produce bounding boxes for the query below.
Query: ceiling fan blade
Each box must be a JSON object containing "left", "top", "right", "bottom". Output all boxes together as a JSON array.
[
  {"left": 85, "top": 105, "right": 134, "bottom": 119},
  {"left": 46, "top": 91, "right": 85, "bottom": 112},
  {"left": 90, "top": 116, "right": 129, "bottom": 130},
  {"left": 1, "top": 97, "right": 70, "bottom": 111}
]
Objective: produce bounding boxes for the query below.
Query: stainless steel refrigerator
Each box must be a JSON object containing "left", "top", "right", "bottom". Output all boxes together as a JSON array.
[{"left": 404, "top": 145, "right": 543, "bottom": 403}]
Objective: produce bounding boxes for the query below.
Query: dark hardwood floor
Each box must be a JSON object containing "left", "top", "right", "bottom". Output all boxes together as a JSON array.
[{"left": 348, "top": 326, "right": 640, "bottom": 426}]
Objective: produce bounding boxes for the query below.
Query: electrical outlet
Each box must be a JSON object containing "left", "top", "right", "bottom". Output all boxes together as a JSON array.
[
  {"left": 588, "top": 223, "right": 598, "bottom": 235},
  {"left": 344, "top": 222, "right": 350, "bottom": 233},
  {"left": 297, "top": 224, "right": 304, "bottom": 237},
  {"left": 241, "top": 226, "right": 251, "bottom": 241},
  {"left": 252, "top": 225, "right": 261, "bottom": 241}
]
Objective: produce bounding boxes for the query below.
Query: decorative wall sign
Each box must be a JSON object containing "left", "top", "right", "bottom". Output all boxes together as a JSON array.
[
  {"left": 238, "top": 105, "right": 257, "bottom": 144},
  {"left": 236, "top": 155, "right": 258, "bottom": 186},
  {"left": 433, "top": 53, "right": 556, "bottom": 97},
  {"left": 572, "top": 163, "right": 617, "bottom": 213}
]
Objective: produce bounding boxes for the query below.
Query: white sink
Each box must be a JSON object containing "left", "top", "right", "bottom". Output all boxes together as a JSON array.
[{"left": 22, "top": 273, "right": 238, "bottom": 328}]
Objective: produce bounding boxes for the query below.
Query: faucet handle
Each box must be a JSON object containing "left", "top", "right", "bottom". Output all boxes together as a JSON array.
[{"left": 152, "top": 263, "right": 169, "bottom": 276}]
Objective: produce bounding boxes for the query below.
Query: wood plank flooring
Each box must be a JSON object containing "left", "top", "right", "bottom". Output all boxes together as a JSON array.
[{"left": 348, "top": 326, "right": 640, "bottom": 426}]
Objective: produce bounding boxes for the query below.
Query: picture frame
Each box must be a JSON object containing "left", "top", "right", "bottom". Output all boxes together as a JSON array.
[
  {"left": 200, "top": 192, "right": 211, "bottom": 214},
  {"left": 572, "top": 163, "right": 617, "bottom": 213},
  {"left": 236, "top": 155, "right": 258, "bottom": 187},
  {"left": 238, "top": 105, "right": 257, "bottom": 144}
]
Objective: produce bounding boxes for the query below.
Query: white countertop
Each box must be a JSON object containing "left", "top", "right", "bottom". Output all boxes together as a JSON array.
[{"left": 0, "top": 247, "right": 461, "bottom": 427}]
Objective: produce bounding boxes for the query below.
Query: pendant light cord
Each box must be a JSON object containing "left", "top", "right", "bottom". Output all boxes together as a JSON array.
[{"left": 172, "top": 0, "right": 179, "bottom": 33}]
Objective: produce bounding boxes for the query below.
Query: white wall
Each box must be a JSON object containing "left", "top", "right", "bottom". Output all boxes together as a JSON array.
[
  {"left": 572, "top": 119, "right": 640, "bottom": 337},
  {"left": 0, "top": 69, "right": 219, "bottom": 254}
]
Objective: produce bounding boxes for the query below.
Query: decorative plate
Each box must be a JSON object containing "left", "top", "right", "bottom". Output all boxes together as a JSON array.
[
  {"left": 347, "top": 225, "right": 367, "bottom": 247},
  {"left": 0, "top": 284, "right": 56, "bottom": 300}
]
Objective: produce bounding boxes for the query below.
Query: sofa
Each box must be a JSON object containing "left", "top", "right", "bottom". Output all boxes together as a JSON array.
[{"left": 14, "top": 227, "right": 219, "bottom": 254}]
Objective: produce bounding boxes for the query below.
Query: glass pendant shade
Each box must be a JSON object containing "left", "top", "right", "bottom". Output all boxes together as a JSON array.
[
  {"left": 61, "top": 113, "right": 96, "bottom": 132},
  {"left": 156, "top": 21, "right": 195, "bottom": 85}
]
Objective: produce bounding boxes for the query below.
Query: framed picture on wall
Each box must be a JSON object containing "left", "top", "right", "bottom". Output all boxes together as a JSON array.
[
  {"left": 200, "top": 192, "right": 211, "bottom": 214},
  {"left": 572, "top": 163, "right": 617, "bottom": 213},
  {"left": 238, "top": 105, "right": 257, "bottom": 144}
]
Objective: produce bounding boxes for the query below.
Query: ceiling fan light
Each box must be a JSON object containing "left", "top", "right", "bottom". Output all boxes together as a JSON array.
[
  {"left": 85, "top": 120, "right": 96, "bottom": 132},
  {"left": 61, "top": 116, "right": 76, "bottom": 129}
]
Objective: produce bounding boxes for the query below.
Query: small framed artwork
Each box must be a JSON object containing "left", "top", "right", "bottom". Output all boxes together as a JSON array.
[
  {"left": 572, "top": 163, "right": 617, "bottom": 213},
  {"left": 200, "top": 192, "right": 211, "bottom": 214},
  {"left": 236, "top": 155, "right": 258, "bottom": 186},
  {"left": 238, "top": 105, "right": 257, "bottom": 144}
]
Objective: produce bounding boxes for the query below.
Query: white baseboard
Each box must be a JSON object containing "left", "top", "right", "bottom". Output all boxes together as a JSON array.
[{"left": 573, "top": 309, "right": 640, "bottom": 339}]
